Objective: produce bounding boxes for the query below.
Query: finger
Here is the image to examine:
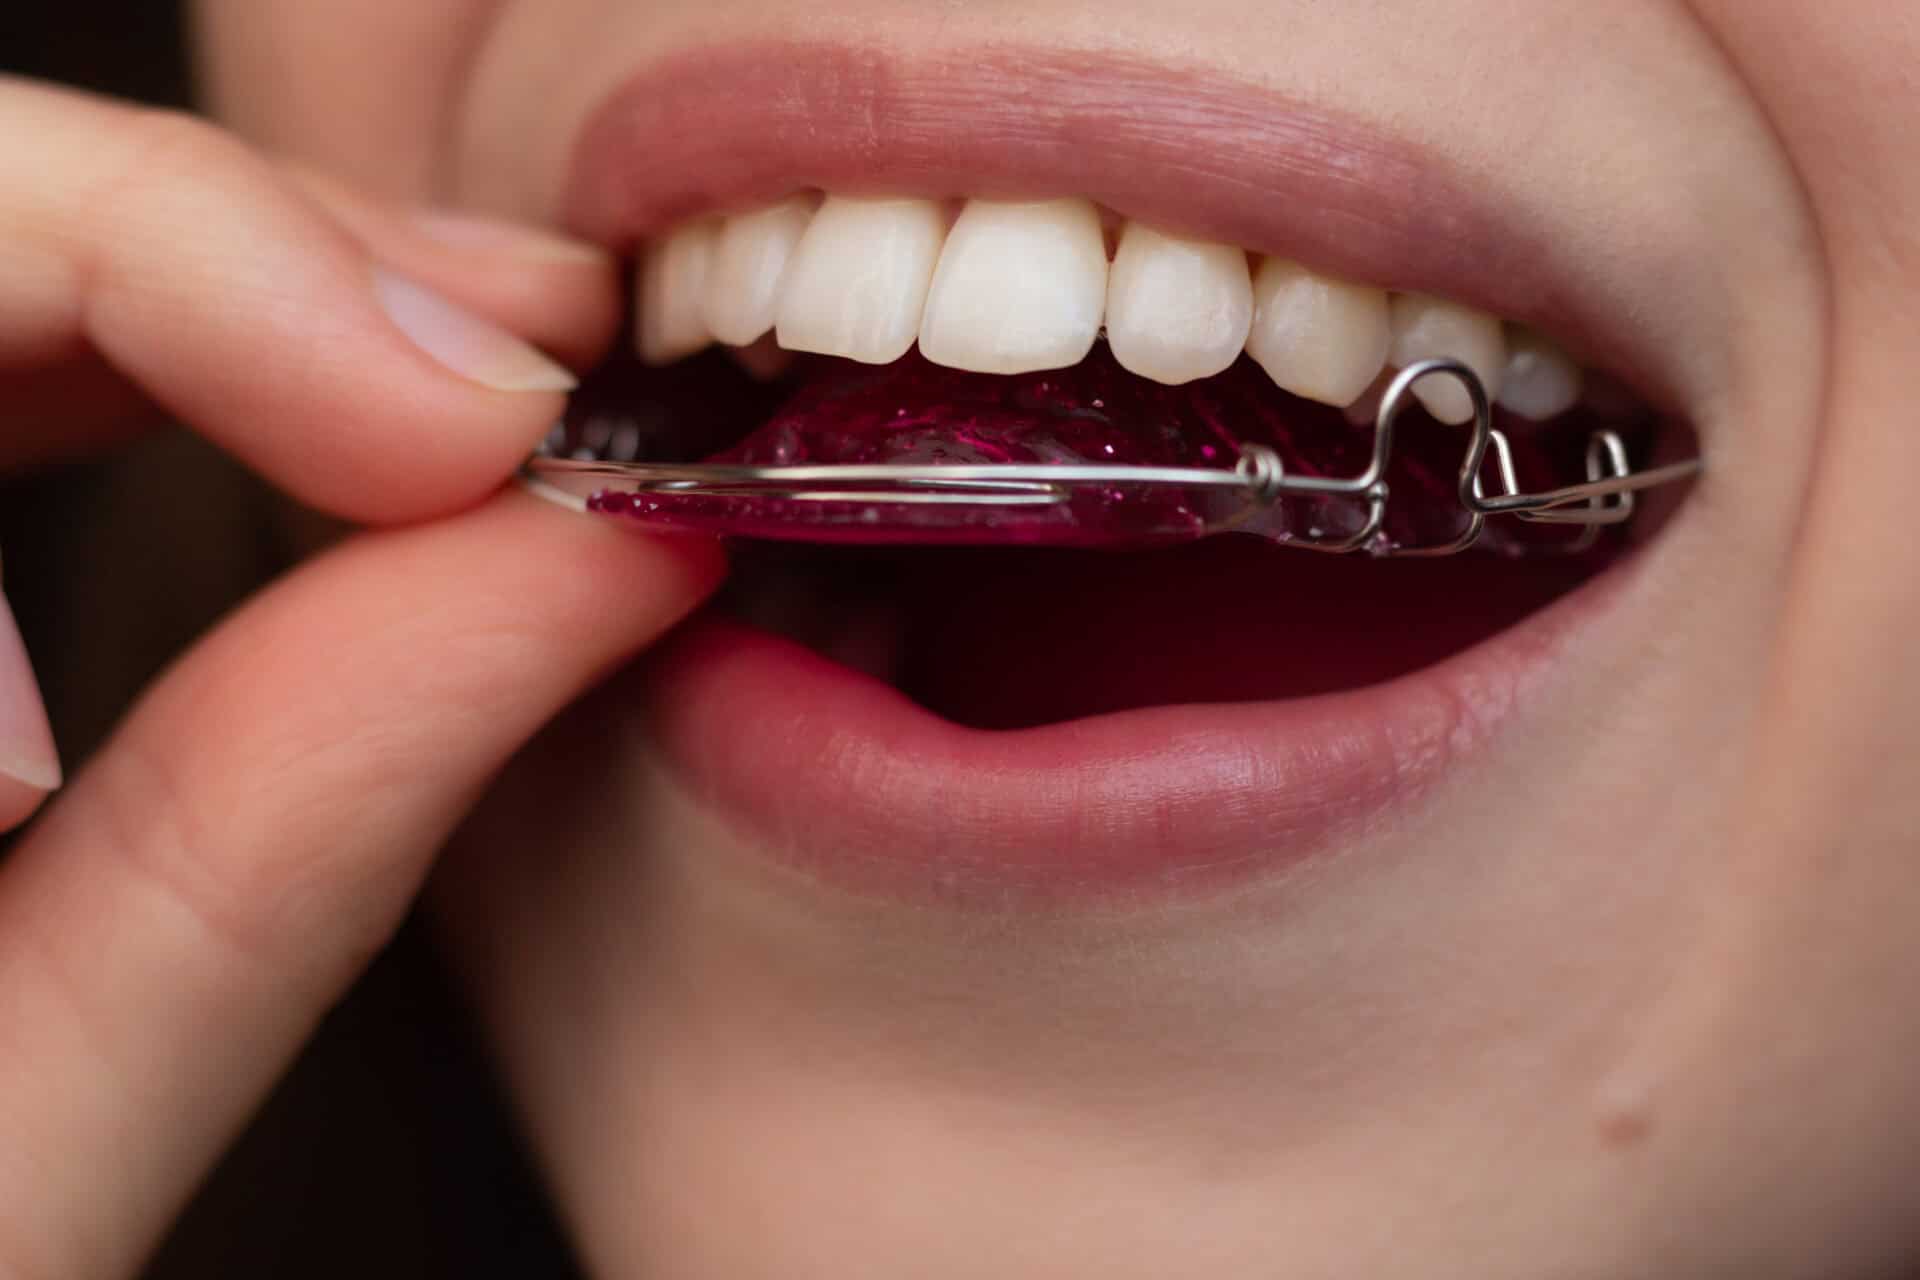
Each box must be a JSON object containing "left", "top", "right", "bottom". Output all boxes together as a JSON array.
[
  {"left": 285, "top": 166, "right": 621, "bottom": 373},
  {"left": 0, "top": 78, "right": 613, "bottom": 520},
  {"left": 0, "top": 499, "right": 723, "bottom": 1277},
  {"left": 0, "top": 567, "right": 60, "bottom": 827}
]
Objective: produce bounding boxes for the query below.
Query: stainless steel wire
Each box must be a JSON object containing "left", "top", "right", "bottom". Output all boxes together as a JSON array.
[{"left": 523, "top": 360, "right": 1702, "bottom": 556}]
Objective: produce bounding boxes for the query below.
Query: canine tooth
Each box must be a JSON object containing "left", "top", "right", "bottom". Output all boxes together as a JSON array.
[
  {"left": 1245, "top": 259, "right": 1391, "bottom": 407},
  {"left": 774, "top": 196, "right": 946, "bottom": 364},
  {"left": 1104, "top": 223, "right": 1253, "bottom": 385},
  {"left": 919, "top": 198, "right": 1107, "bottom": 375},
  {"left": 1388, "top": 294, "right": 1507, "bottom": 425},
  {"left": 1498, "top": 328, "right": 1584, "bottom": 421},
  {"left": 636, "top": 220, "right": 719, "bottom": 365},
  {"left": 702, "top": 195, "right": 814, "bottom": 347}
]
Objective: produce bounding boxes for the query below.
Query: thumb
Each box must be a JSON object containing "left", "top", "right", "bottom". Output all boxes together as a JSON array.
[{"left": 0, "top": 494, "right": 721, "bottom": 1278}]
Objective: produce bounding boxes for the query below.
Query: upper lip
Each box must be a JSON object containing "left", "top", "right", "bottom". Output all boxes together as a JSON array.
[{"left": 561, "top": 39, "right": 1717, "bottom": 420}]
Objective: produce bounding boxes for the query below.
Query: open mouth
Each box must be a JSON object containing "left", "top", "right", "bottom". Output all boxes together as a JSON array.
[{"left": 530, "top": 43, "right": 1708, "bottom": 898}]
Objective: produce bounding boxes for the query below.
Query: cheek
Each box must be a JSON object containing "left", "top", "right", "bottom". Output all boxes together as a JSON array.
[{"left": 193, "top": 0, "right": 500, "bottom": 198}]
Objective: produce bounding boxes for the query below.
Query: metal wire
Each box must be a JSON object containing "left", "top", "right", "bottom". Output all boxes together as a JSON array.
[{"left": 523, "top": 360, "right": 1702, "bottom": 556}]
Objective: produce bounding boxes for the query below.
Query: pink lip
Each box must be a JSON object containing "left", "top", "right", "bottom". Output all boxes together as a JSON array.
[
  {"left": 563, "top": 41, "right": 1682, "bottom": 902},
  {"left": 564, "top": 40, "right": 1683, "bottom": 409},
  {"left": 645, "top": 552, "right": 1636, "bottom": 901}
]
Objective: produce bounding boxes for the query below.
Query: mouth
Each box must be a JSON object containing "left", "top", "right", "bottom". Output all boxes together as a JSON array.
[{"left": 541, "top": 41, "right": 1709, "bottom": 902}]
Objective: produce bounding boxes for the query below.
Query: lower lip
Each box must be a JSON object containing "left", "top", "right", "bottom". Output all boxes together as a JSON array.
[{"left": 645, "top": 549, "right": 1642, "bottom": 903}]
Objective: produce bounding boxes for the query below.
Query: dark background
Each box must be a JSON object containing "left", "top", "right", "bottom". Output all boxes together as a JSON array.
[{"left": 3, "top": 6, "right": 581, "bottom": 1276}]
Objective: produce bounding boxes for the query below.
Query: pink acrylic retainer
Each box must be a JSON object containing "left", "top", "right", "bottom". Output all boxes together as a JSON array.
[{"left": 523, "top": 351, "right": 1701, "bottom": 558}]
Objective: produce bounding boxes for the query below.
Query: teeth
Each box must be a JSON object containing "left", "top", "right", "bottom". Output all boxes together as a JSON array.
[
  {"left": 1388, "top": 294, "right": 1507, "bottom": 425},
  {"left": 1104, "top": 223, "right": 1253, "bottom": 385},
  {"left": 701, "top": 195, "right": 815, "bottom": 347},
  {"left": 1245, "top": 259, "right": 1392, "bottom": 407},
  {"left": 636, "top": 219, "right": 719, "bottom": 365},
  {"left": 653, "top": 191, "right": 1598, "bottom": 426},
  {"left": 774, "top": 196, "right": 947, "bottom": 364},
  {"left": 919, "top": 198, "right": 1108, "bottom": 375},
  {"left": 1497, "top": 327, "right": 1584, "bottom": 422}
]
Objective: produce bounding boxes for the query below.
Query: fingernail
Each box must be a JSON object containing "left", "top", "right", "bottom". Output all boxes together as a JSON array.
[
  {"left": 0, "top": 584, "right": 62, "bottom": 794},
  {"left": 412, "top": 210, "right": 611, "bottom": 265},
  {"left": 373, "top": 268, "right": 578, "bottom": 393}
]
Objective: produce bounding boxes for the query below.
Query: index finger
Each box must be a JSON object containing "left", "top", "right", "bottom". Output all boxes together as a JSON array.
[{"left": 0, "top": 77, "right": 610, "bottom": 522}]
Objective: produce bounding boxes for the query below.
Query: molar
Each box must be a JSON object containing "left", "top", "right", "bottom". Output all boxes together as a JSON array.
[
  {"left": 1388, "top": 294, "right": 1507, "bottom": 425},
  {"left": 702, "top": 195, "right": 815, "bottom": 347},
  {"left": 1245, "top": 259, "right": 1392, "bottom": 408},
  {"left": 636, "top": 219, "right": 719, "bottom": 365},
  {"left": 1104, "top": 222, "right": 1253, "bottom": 385},
  {"left": 774, "top": 196, "right": 947, "bottom": 364},
  {"left": 1497, "top": 327, "right": 1584, "bottom": 422},
  {"left": 918, "top": 198, "right": 1108, "bottom": 375}
]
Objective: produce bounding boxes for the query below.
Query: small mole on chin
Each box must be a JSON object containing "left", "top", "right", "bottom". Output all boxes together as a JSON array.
[{"left": 1593, "top": 1080, "right": 1657, "bottom": 1149}]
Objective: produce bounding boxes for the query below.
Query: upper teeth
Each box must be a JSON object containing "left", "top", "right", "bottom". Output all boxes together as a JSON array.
[
  {"left": 919, "top": 198, "right": 1109, "bottom": 375},
  {"left": 1387, "top": 293, "right": 1508, "bottom": 426},
  {"left": 771, "top": 196, "right": 947, "bottom": 364},
  {"left": 636, "top": 217, "right": 720, "bottom": 365},
  {"left": 702, "top": 194, "right": 813, "bottom": 348},
  {"left": 1246, "top": 257, "right": 1391, "bottom": 408},
  {"left": 637, "top": 192, "right": 1590, "bottom": 423},
  {"left": 1107, "top": 221, "right": 1254, "bottom": 386}
]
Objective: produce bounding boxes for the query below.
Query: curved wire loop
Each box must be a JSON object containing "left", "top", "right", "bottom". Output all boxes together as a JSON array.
[{"left": 523, "top": 359, "right": 1701, "bottom": 556}]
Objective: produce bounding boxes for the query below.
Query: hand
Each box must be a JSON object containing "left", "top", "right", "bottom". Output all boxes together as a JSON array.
[{"left": 0, "top": 76, "right": 721, "bottom": 1277}]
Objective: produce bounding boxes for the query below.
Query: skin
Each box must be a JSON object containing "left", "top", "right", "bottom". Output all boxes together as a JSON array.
[
  {"left": 0, "top": 71, "right": 717, "bottom": 1280},
  {"left": 4, "top": 0, "right": 1911, "bottom": 1274}
]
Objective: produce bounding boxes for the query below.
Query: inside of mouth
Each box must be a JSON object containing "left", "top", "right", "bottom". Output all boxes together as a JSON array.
[{"left": 553, "top": 339, "right": 1681, "bottom": 727}]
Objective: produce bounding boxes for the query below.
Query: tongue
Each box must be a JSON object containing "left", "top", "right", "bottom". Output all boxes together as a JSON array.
[{"left": 588, "top": 346, "right": 1612, "bottom": 556}]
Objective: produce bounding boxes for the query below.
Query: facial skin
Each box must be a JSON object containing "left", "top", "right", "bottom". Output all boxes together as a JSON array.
[{"left": 196, "top": 2, "right": 1920, "bottom": 1275}]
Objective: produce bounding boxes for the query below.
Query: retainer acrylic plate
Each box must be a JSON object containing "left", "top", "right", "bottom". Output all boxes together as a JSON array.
[{"left": 524, "top": 360, "right": 1702, "bottom": 558}]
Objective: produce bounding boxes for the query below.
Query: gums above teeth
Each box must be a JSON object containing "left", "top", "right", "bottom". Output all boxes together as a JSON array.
[{"left": 636, "top": 190, "right": 1595, "bottom": 424}]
